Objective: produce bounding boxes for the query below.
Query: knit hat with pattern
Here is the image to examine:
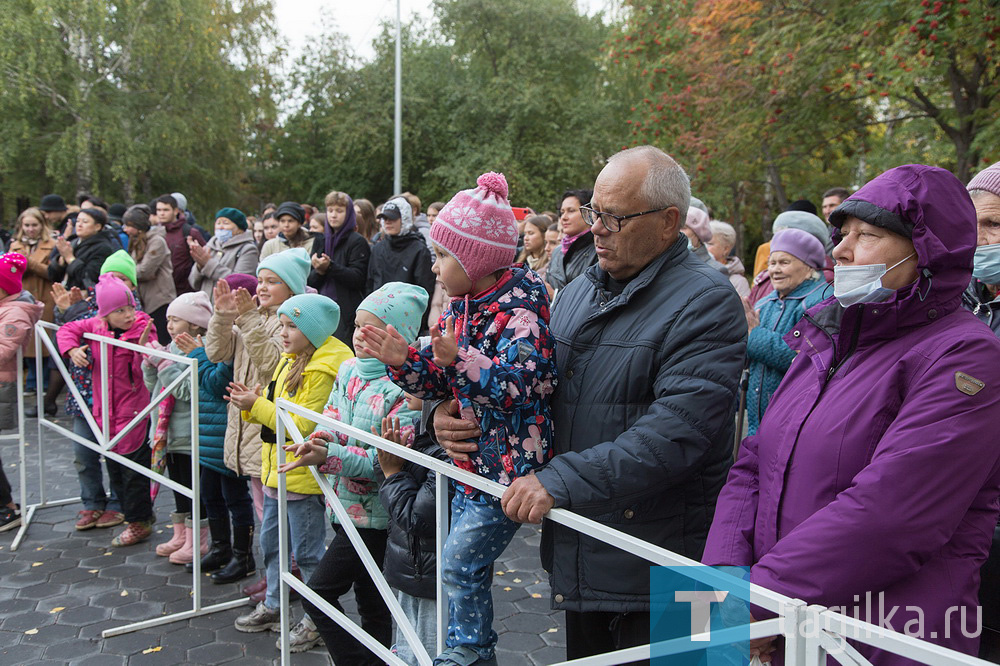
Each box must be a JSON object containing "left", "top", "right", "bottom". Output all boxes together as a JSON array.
[
  {"left": 430, "top": 172, "right": 519, "bottom": 283},
  {"left": 358, "top": 282, "right": 429, "bottom": 344},
  {"left": 0, "top": 253, "right": 26, "bottom": 296}
]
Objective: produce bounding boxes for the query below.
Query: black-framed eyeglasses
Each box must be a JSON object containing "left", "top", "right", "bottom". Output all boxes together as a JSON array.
[{"left": 579, "top": 205, "right": 670, "bottom": 233}]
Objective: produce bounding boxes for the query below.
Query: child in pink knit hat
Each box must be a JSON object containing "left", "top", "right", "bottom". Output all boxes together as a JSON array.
[
  {"left": 57, "top": 273, "right": 157, "bottom": 547},
  {"left": 360, "top": 172, "right": 557, "bottom": 666}
]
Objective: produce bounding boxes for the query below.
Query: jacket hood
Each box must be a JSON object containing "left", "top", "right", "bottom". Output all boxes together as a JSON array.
[
  {"left": 724, "top": 256, "right": 746, "bottom": 277},
  {"left": 826, "top": 164, "right": 977, "bottom": 329},
  {"left": 385, "top": 196, "right": 414, "bottom": 234}
]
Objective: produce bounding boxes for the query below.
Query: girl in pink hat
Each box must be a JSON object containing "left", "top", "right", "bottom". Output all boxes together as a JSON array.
[{"left": 361, "top": 172, "right": 558, "bottom": 666}]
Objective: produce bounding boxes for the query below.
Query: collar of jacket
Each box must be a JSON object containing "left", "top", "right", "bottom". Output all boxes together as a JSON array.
[
  {"left": 582, "top": 234, "right": 688, "bottom": 313},
  {"left": 758, "top": 277, "right": 829, "bottom": 306}
]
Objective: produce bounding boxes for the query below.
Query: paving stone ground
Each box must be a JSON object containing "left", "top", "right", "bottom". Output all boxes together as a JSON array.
[{"left": 0, "top": 411, "right": 564, "bottom": 665}]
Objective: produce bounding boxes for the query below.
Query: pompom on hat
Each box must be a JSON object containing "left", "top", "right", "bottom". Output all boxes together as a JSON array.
[
  {"left": 96, "top": 273, "right": 136, "bottom": 318},
  {"left": 277, "top": 294, "right": 341, "bottom": 350},
  {"left": 430, "top": 172, "right": 519, "bottom": 284},
  {"left": 0, "top": 253, "right": 27, "bottom": 296}
]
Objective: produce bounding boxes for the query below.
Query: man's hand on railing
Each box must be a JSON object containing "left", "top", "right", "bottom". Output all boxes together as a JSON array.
[
  {"left": 501, "top": 471, "right": 555, "bottom": 524},
  {"left": 356, "top": 323, "right": 409, "bottom": 367},
  {"left": 277, "top": 440, "right": 328, "bottom": 473},
  {"left": 373, "top": 416, "right": 407, "bottom": 477},
  {"left": 432, "top": 399, "right": 481, "bottom": 462}
]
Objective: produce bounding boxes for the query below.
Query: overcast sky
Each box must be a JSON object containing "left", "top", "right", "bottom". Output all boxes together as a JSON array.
[{"left": 272, "top": 0, "right": 615, "bottom": 64}]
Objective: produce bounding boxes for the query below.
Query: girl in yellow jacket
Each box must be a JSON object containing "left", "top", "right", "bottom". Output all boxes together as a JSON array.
[{"left": 226, "top": 294, "right": 353, "bottom": 637}]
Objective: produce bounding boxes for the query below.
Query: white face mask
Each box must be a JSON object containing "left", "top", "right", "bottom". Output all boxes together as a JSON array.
[{"left": 833, "top": 253, "right": 915, "bottom": 308}]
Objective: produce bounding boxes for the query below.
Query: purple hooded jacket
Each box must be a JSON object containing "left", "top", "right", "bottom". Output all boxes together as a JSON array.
[{"left": 703, "top": 165, "right": 1000, "bottom": 664}]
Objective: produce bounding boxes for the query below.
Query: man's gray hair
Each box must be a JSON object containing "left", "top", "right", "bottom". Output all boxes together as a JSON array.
[
  {"left": 709, "top": 220, "right": 737, "bottom": 250},
  {"left": 608, "top": 146, "right": 691, "bottom": 220}
]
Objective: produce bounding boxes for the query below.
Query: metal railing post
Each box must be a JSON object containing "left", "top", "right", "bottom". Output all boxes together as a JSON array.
[
  {"left": 435, "top": 470, "right": 448, "bottom": 655},
  {"left": 276, "top": 401, "right": 291, "bottom": 665}
]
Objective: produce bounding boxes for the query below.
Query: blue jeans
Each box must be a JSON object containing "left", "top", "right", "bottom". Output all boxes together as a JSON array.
[
  {"left": 72, "top": 415, "right": 121, "bottom": 513},
  {"left": 260, "top": 493, "right": 327, "bottom": 610},
  {"left": 442, "top": 491, "right": 520, "bottom": 659}
]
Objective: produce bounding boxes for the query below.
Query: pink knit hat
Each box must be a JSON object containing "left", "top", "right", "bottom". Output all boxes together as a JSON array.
[
  {"left": 430, "top": 172, "right": 519, "bottom": 283},
  {"left": 0, "top": 253, "right": 26, "bottom": 296},
  {"left": 96, "top": 273, "right": 136, "bottom": 317},
  {"left": 167, "top": 291, "right": 213, "bottom": 330},
  {"left": 968, "top": 161, "right": 1000, "bottom": 198}
]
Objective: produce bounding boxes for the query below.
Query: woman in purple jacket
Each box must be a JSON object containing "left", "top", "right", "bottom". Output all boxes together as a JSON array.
[{"left": 703, "top": 164, "right": 1000, "bottom": 665}]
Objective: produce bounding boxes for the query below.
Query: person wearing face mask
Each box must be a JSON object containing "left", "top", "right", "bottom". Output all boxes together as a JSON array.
[
  {"left": 704, "top": 164, "right": 1000, "bottom": 666},
  {"left": 959, "top": 160, "right": 1000, "bottom": 659},
  {"left": 188, "top": 208, "right": 260, "bottom": 301}
]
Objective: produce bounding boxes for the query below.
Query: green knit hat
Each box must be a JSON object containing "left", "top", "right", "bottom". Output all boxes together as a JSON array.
[
  {"left": 257, "top": 247, "right": 310, "bottom": 295},
  {"left": 277, "top": 294, "right": 341, "bottom": 349},
  {"left": 358, "top": 282, "right": 429, "bottom": 344},
  {"left": 215, "top": 207, "right": 247, "bottom": 230},
  {"left": 100, "top": 249, "right": 137, "bottom": 287}
]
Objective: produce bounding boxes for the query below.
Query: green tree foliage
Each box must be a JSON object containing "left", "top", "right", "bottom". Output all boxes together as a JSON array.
[
  {"left": 614, "top": 0, "right": 999, "bottom": 257},
  {"left": 0, "top": 0, "right": 279, "bottom": 220},
  {"left": 261, "top": 0, "right": 627, "bottom": 211}
]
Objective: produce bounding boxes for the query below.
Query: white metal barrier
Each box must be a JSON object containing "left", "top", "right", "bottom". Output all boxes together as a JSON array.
[
  {"left": 272, "top": 397, "right": 996, "bottom": 666},
  {"left": 12, "top": 320, "right": 246, "bottom": 636}
]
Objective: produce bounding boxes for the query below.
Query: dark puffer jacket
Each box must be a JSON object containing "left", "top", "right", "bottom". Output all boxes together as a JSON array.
[
  {"left": 367, "top": 231, "right": 435, "bottom": 330},
  {"left": 546, "top": 231, "right": 597, "bottom": 291},
  {"left": 535, "top": 235, "right": 746, "bottom": 612},
  {"left": 189, "top": 347, "right": 235, "bottom": 476},
  {"left": 376, "top": 430, "right": 452, "bottom": 599},
  {"left": 48, "top": 227, "right": 122, "bottom": 290}
]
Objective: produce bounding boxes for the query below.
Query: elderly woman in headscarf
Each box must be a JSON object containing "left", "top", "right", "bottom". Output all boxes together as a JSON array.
[
  {"left": 705, "top": 165, "right": 1000, "bottom": 665},
  {"left": 308, "top": 191, "right": 371, "bottom": 347},
  {"left": 744, "top": 228, "right": 828, "bottom": 434}
]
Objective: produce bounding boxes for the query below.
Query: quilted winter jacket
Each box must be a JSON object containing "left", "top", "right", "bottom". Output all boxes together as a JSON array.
[
  {"left": 56, "top": 310, "right": 155, "bottom": 455},
  {"left": 310, "top": 357, "right": 418, "bottom": 529},
  {"left": 535, "top": 236, "right": 746, "bottom": 612},
  {"left": 249, "top": 335, "right": 354, "bottom": 494},
  {"left": 190, "top": 346, "right": 235, "bottom": 476},
  {"left": 204, "top": 306, "right": 284, "bottom": 477},
  {"left": 0, "top": 291, "right": 43, "bottom": 429},
  {"left": 389, "top": 265, "right": 557, "bottom": 488},
  {"left": 378, "top": 429, "right": 452, "bottom": 600},
  {"left": 142, "top": 340, "right": 194, "bottom": 455}
]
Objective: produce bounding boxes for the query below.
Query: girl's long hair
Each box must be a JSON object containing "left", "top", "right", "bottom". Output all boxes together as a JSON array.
[
  {"left": 516, "top": 215, "right": 551, "bottom": 266},
  {"left": 284, "top": 343, "right": 317, "bottom": 396},
  {"left": 13, "top": 207, "right": 52, "bottom": 243}
]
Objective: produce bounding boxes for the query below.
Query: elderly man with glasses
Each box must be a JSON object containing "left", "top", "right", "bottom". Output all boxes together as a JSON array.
[{"left": 433, "top": 145, "right": 747, "bottom": 662}]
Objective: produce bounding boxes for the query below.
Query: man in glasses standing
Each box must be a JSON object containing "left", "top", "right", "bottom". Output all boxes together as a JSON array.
[{"left": 435, "top": 145, "right": 746, "bottom": 662}]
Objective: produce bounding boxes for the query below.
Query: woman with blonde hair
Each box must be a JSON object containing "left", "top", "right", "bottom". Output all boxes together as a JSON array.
[{"left": 9, "top": 207, "right": 59, "bottom": 415}]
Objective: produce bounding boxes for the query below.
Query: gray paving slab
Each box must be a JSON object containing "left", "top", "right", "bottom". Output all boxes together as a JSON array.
[{"left": 0, "top": 411, "right": 567, "bottom": 664}]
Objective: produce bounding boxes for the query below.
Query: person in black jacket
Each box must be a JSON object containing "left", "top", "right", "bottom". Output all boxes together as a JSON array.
[
  {"left": 48, "top": 208, "right": 122, "bottom": 290},
  {"left": 367, "top": 197, "right": 436, "bottom": 333},
  {"left": 375, "top": 395, "right": 452, "bottom": 666},
  {"left": 308, "top": 191, "right": 371, "bottom": 348},
  {"left": 436, "top": 146, "right": 747, "bottom": 663}
]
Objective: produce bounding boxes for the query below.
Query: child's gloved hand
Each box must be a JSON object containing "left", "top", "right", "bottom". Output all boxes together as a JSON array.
[
  {"left": 225, "top": 381, "right": 261, "bottom": 411},
  {"left": 174, "top": 333, "right": 203, "bottom": 355},
  {"left": 373, "top": 416, "right": 408, "bottom": 477},
  {"left": 277, "top": 439, "right": 328, "bottom": 472},
  {"left": 430, "top": 316, "right": 459, "bottom": 367},
  {"left": 358, "top": 324, "right": 409, "bottom": 367},
  {"left": 68, "top": 345, "right": 90, "bottom": 368}
]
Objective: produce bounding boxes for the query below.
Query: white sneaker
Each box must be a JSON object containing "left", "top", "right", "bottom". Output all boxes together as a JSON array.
[{"left": 278, "top": 614, "right": 324, "bottom": 653}]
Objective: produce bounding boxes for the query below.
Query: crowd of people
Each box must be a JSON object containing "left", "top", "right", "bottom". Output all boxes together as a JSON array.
[{"left": 0, "top": 147, "right": 997, "bottom": 666}]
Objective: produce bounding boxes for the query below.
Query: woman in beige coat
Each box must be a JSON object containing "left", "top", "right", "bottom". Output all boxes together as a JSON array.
[
  {"left": 123, "top": 205, "right": 175, "bottom": 344},
  {"left": 8, "top": 207, "right": 59, "bottom": 415}
]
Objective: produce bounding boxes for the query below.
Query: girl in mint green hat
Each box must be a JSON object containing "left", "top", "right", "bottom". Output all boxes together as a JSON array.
[{"left": 279, "top": 281, "right": 428, "bottom": 663}]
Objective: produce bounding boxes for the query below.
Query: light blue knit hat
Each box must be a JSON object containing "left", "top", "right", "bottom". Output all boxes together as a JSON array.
[
  {"left": 257, "top": 247, "right": 310, "bottom": 295},
  {"left": 358, "top": 282, "right": 429, "bottom": 344},
  {"left": 277, "top": 294, "right": 341, "bottom": 349}
]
